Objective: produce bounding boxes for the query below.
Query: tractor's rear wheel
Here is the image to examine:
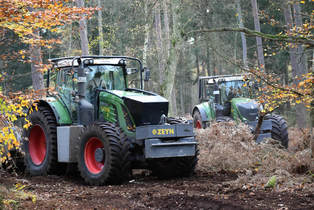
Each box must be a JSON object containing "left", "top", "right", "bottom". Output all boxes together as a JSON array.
[
  {"left": 150, "top": 117, "right": 199, "bottom": 179},
  {"left": 265, "top": 114, "right": 289, "bottom": 148},
  {"left": 77, "top": 123, "right": 131, "bottom": 185},
  {"left": 23, "top": 106, "right": 59, "bottom": 175},
  {"left": 193, "top": 110, "right": 204, "bottom": 129}
]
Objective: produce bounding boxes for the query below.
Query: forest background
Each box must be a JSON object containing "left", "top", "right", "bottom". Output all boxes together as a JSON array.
[
  {"left": 1, "top": 0, "right": 313, "bottom": 127},
  {"left": 0, "top": 0, "right": 313, "bottom": 156},
  {"left": 0, "top": 1, "right": 313, "bottom": 208}
]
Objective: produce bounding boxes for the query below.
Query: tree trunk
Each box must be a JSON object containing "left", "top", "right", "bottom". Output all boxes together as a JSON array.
[
  {"left": 236, "top": 0, "right": 248, "bottom": 68},
  {"left": 206, "top": 43, "right": 211, "bottom": 76},
  {"left": 76, "top": 0, "right": 89, "bottom": 55},
  {"left": 195, "top": 38, "right": 200, "bottom": 82},
  {"left": 30, "top": 40, "right": 44, "bottom": 90},
  {"left": 67, "top": 23, "right": 73, "bottom": 56},
  {"left": 283, "top": 3, "right": 299, "bottom": 75},
  {"left": 283, "top": 1, "right": 307, "bottom": 128},
  {"left": 180, "top": 83, "right": 185, "bottom": 114},
  {"left": 154, "top": 3, "right": 164, "bottom": 91},
  {"left": 293, "top": 3, "right": 307, "bottom": 128},
  {"left": 143, "top": 1, "right": 150, "bottom": 90},
  {"left": 171, "top": 86, "right": 178, "bottom": 116},
  {"left": 98, "top": 0, "right": 104, "bottom": 55},
  {"left": 163, "top": 0, "right": 170, "bottom": 58},
  {"left": 163, "top": 0, "right": 181, "bottom": 116},
  {"left": 251, "top": 0, "right": 265, "bottom": 70}
]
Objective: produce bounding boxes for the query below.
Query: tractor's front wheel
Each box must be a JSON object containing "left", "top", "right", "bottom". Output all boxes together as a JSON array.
[
  {"left": 265, "top": 114, "right": 289, "bottom": 148},
  {"left": 77, "top": 123, "right": 131, "bottom": 185},
  {"left": 23, "top": 106, "right": 59, "bottom": 175}
]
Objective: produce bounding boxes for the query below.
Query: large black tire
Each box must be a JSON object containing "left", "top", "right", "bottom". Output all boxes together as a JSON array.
[
  {"left": 77, "top": 123, "right": 131, "bottom": 185},
  {"left": 265, "top": 114, "right": 289, "bottom": 148},
  {"left": 193, "top": 110, "right": 205, "bottom": 129},
  {"left": 150, "top": 117, "right": 199, "bottom": 179},
  {"left": 23, "top": 106, "right": 59, "bottom": 175}
]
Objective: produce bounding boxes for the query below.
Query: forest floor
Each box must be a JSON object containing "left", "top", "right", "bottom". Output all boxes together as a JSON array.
[
  {"left": 0, "top": 168, "right": 313, "bottom": 210},
  {"left": 0, "top": 122, "right": 313, "bottom": 210}
]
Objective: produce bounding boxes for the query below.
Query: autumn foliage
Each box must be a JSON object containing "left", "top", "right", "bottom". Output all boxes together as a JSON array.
[
  {"left": 0, "top": 0, "right": 95, "bottom": 46},
  {"left": 0, "top": 0, "right": 96, "bottom": 163},
  {"left": 244, "top": 70, "right": 313, "bottom": 115}
]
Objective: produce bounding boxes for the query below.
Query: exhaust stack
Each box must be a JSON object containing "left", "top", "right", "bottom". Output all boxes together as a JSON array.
[{"left": 77, "top": 58, "right": 94, "bottom": 125}]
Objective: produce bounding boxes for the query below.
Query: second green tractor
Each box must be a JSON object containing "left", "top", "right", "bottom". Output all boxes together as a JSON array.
[{"left": 192, "top": 75, "right": 288, "bottom": 148}]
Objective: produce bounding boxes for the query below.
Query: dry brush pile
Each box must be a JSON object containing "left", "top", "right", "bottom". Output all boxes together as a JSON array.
[{"left": 196, "top": 121, "right": 313, "bottom": 192}]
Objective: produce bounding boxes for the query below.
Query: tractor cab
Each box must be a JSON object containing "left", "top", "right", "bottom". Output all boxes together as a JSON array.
[{"left": 48, "top": 56, "right": 157, "bottom": 128}]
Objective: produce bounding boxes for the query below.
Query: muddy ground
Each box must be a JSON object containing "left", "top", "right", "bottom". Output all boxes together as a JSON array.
[
  {"left": 0, "top": 168, "right": 313, "bottom": 210},
  {"left": 1, "top": 125, "right": 313, "bottom": 209}
]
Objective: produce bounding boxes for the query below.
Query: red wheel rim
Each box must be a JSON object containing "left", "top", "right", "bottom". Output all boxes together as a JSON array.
[
  {"left": 195, "top": 120, "right": 202, "bottom": 129},
  {"left": 29, "top": 125, "right": 47, "bottom": 165},
  {"left": 84, "top": 137, "right": 104, "bottom": 174}
]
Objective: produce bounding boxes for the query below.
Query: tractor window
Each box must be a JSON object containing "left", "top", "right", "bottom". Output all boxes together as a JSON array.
[
  {"left": 219, "top": 80, "right": 250, "bottom": 103},
  {"left": 200, "top": 79, "right": 214, "bottom": 102},
  {"left": 86, "top": 65, "right": 125, "bottom": 91}
]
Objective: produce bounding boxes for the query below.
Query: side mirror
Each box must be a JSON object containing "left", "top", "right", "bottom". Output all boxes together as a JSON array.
[{"left": 144, "top": 67, "right": 150, "bottom": 81}]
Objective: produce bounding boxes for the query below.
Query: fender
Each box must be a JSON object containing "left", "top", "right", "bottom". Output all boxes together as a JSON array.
[
  {"left": 38, "top": 97, "right": 72, "bottom": 125},
  {"left": 192, "top": 104, "right": 209, "bottom": 123}
]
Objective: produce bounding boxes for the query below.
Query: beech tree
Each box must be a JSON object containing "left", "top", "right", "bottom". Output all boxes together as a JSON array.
[{"left": 0, "top": 0, "right": 95, "bottom": 163}]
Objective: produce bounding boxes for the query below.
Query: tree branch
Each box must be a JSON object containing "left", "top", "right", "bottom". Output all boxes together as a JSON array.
[
  {"left": 208, "top": 43, "right": 312, "bottom": 98},
  {"left": 186, "top": 27, "right": 314, "bottom": 48}
]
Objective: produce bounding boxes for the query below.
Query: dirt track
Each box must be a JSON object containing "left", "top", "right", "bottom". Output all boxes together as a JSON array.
[{"left": 1, "top": 169, "right": 313, "bottom": 210}]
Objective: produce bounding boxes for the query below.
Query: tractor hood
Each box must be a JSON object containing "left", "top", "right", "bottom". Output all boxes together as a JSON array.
[
  {"left": 108, "top": 90, "right": 169, "bottom": 126},
  {"left": 231, "top": 98, "right": 260, "bottom": 121}
]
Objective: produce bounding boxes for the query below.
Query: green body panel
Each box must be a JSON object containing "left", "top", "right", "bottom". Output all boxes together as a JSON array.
[
  {"left": 199, "top": 101, "right": 215, "bottom": 121},
  {"left": 197, "top": 97, "right": 258, "bottom": 124},
  {"left": 45, "top": 97, "right": 72, "bottom": 125},
  {"left": 99, "top": 90, "right": 137, "bottom": 138},
  {"left": 230, "top": 98, "right": 253, "bottom": 122}
]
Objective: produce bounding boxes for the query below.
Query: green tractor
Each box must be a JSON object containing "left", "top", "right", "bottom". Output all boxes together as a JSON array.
[
  {"left": 22, "top": 56, "right": 198, "bottom": 185},
  {"left": 192, "top": 75, "right": 288, "bottom": 148}
]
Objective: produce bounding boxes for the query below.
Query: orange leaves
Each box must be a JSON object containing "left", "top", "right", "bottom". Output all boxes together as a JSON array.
[
  {"left": 0, "top": 0, "right": 96, "bottom": 48},
  {"left": 247, "top": 69, "right": 313, "bottom": 115}
]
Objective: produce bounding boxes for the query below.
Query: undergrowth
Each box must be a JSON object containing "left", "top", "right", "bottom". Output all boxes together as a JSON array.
[{"left": 196, "top": 121, "right": 313, "bottom": 191}]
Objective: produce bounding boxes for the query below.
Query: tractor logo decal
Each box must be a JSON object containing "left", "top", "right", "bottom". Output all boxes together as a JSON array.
[{"left": 152, "top": 128, "right": 175, "bottom": 135}]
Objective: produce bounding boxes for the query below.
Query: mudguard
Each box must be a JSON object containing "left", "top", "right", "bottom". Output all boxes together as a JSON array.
[
  {"left": 192, "top": 103, "right": 210, "bottom": 123},
  {"left": 38, "top": 97, "right": 72, "bottom": 125}
]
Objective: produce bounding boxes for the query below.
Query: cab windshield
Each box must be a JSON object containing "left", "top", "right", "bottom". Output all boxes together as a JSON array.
[
  {"left": 202, "top": 79, "right": 255, "bottom": 103},
  {"left": 86, "top": 65, "right": 126, "bottom": 91},
  {"left": 219, "top": 80, "right": 250, "bottom": 103}
]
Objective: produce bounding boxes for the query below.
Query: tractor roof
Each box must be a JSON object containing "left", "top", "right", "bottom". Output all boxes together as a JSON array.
[
  {"left": 199, "top": 75, "right": 244, "bottom": 84},
  {"left": 49, "top": 56, "right": 141, "bottom": 68}
]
